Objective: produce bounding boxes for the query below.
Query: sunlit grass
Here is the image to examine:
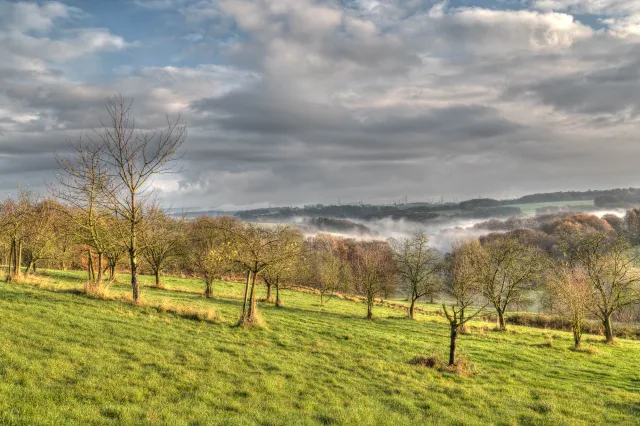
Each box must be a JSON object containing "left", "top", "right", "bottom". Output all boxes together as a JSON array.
[{"left": 0, "top": 269, "right": 638, "bottom": 425}]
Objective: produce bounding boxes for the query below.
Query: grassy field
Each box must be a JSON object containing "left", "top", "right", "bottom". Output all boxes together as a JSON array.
[
  {"left": 0, "top": 270, "right": 639, "bottom": 425},
  {"left": 507, "top": 200, "right": 595, "bottom": 216}
]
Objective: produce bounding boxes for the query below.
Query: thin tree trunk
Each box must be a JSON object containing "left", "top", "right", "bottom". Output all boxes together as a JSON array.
[
  {"left": 7, "top": 240, "right": 14, "bottom": 281},
  {"left": 265, "top": 280, "right": 273, "bottom": 302},
  {"left": 367, "top": 297, "right": 373, "bottom": 320},
  {"left": 409, "top": 297, "right": 416, "bottom": 320},
  {"left": 155, "top": 269, "right": 161, "bottom": 287},
  {"left": 241, "top": 270, "right": 251, "bottom": 319},
  {"left": 449, "top": 325, "right": 458, "bottom": 366},
  {"left": 247, "top": 272, "right": 258, "bottom": 322},
  {"left": 16, "top": 239, "right": 23, "bottom": 277},
  {"left": 573, "top": 323, "right": 582, "bottom": 349},
  {"left": 603, "top": 314, "right": 614, "bottom": 343},
  {"left": 205, "top": 277, "right": 214, "bottom": 298},
  {"left": 97, "top": 252, "right": 103, "bottom": 283},
  {"left": 498, "top": 309, "right": 506, "bottom": 331},
  {"left": 130, "top": 193, "right": 140, "bottom": 305},
  {"left": 276, "top": 281, "right": 282, "bottom": 307},
  {"left": 87, "top": 249, "right": 94, "bottom": 282}
]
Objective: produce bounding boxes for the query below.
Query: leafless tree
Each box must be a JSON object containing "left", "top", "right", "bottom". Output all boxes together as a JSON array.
[
  {"left": 50, "top": 139, "right": 112, "bottom": 283},
  {"left": 140, "top": 209, "right": 186, "bottom": 287},
  {"left": 97, "top": 95, "right": 186, "bottom": 304},
  {"left": 392, "top": 231, "right": 443, "bottom": 319},
  {"left": 564, "top": 233, "right": 640, "bottom": 343},
  {"left": 480, "top": 236, "right": 543, "bottom": 330},
  {"left": 546, "top": 264, "right": 593, "bottom": 349},
  {"left": 351, "top": 241, "right": 396, "bottom": 320},
  {"left": 443, "top": 240, "right": 489, "bottom": 366}
]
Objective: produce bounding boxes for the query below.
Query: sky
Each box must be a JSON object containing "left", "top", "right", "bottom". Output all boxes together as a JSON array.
[{"left": 2, "top": 0, "right": 640, "bottom": 210}]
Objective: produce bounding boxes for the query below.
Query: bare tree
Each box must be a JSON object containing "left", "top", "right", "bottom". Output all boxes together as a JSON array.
[
  {"left": 443, "top": 240, "right": 489, "bottom": 366},
  {"left": 392, "top": 231, "right": 443, "bottom": 319},
  {"left": 140, "top": 209, "right": 185, "bottom": 287},
  {"left": 0, "top": 189, "right": 36, "bottom": 281},
  {"left": 98, "top": 95, "right": 186, "bottom": 304},
  {"left": 480, "top": 236, "right": 543, "bottom": 330},
  {"left": 50, "top": 139, "right": 112, "bottom": 283},
  {"left": 564, "top": 233, "right": 640, "bottom": 343},
  {"left": 351, "top": 241, "right": 396, "bottom": 320},
  {"left": 546, "top": 264, "right": 593, "bottom": 349}
]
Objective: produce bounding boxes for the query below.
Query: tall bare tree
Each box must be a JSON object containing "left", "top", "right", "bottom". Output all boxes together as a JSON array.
[
  {"left": 392, "top": 231, "right": 443, "bottom": 319},
  {"left": 98, "top": 95, "right": 186, "bottom": 304}
]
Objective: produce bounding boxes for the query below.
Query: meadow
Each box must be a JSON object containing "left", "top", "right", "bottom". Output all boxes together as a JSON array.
[
  {"left": 0, "top": 270, "right": 639, "bottom": 425},
  {"left": 507, "top": 200, "right": 595, "bottom": 216}
]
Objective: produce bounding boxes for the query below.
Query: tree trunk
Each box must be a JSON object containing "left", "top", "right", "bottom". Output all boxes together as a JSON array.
[
  {"left": 497, "top": 309, "right": 506, "bottom": 331},
  {"left": 241, "top": 270, "right": 251, "bottom": 319},
  {"left": 17, "top": 239, "right": 23, "bottom": 277},
  {"left": 205, "top": 277, "right": 214, "bottom": 298},
  {"left": 265, "top": 280, "right": 273, "bottom": 302},
  {"left": 7, "top": 240, "right": 14, "bottom": 281},
  {"left": 32, "top": 261, "right": 37, "bottom": 274},
  {"left": 603, "top": 314, "right": 614, "bottom": 343},
  {"left": 130, "top": 194, "right": 140, "bottom": 305},
  {"left": 26, "top": 261, "right": 34, "bottom": 275},
  {"left": 97, "top": 252, "right": 103, "bottom": 283},
  {"left": 155, "top": 269, "right": 161, "bottom": 287},
  {"left": 87, "top": 249, "right": 94, "bottom": 281},
  {"left": 276, "top": 281, "right": 282, "bottom": 307},
  {"left": 247, "top": 272, "right": 258, "bottom": 322},
  {"left": 573, "top": 323, "right": 582, "bottom": 349},
  {"left": 409, "top": 297, "right": 416, "bottom": 320},
  {"left": 449, "top": 325, "right": 458, "bottom": 366},
  {"left": 367, "top": 297, "right": 373, "bottom": 320}
]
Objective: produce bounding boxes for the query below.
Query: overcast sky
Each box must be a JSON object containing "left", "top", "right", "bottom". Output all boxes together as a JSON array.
[{"left": 2, "top": 0, "right": 640, "bottom": 210}]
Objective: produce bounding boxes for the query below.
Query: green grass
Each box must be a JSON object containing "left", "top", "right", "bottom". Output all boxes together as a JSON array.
[
  {"left": 1, "top": 270, "right": 639, "bottom": 425},
  {"left": 506, "top": 200, "right": 595, "bottom": 216}
]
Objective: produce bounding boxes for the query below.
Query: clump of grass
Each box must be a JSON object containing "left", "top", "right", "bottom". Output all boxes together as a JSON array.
[
  {"left": 410, "top": 353, "right": 443, "bottom": 369},
  {"left": 11, "top": 273, "right": 58, "bottom": 291},
  {"left": 540, "top": 334, "right": 553, "bottom": 348},
  {"left": 443, "top": 356, "right": 478, "bottom": 377},
  {"left": 570, "top": 346, "right": 600, "bottom": 355},
  {"left": 154, "top": 300, "right": 217, "bottom": 322},
  {"left": 410, "top": 353, "right": 478, "bottom": 377},
  {"left": 84, "top": 281, "right": 112, "bottom": 299}
]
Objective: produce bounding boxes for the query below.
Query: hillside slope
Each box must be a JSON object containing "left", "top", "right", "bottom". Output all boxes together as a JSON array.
[{"left": 0, "top": 271, "right": 639, "bottom": 425}]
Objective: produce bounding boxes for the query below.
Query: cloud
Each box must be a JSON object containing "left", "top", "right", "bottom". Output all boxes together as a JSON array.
[{"left": 4, "top": 0, "right": 640, "bottom": 210}]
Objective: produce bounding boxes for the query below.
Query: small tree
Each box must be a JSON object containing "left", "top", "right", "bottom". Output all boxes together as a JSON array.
[
  {"left": 480, "top": 236, "right": 542, "bottom": 330},
  {"left": 187, "top": 216, "right": 238, "bottom": 298},
  {"left": 442, "top": 240, "right": 489, "bottom": 366},
  {"left": 351, "top": 241, "right": 396, "bottom": 320},
  {"left": 50, "top": 138, "right": 112, "bottom": 284},
  {"left": 546, "top": 264, "right": 593, "bottom": 349},
  {"left": 0, "top": 189, "right": 35, "bottom": 281},
  {"left": 229, "top": 224, "right": 302, "bottom": 326},
  {"left": 141, "top": 209, "right": 185, "bottom": 287},
  {"left": 392, "top": 231, "right": 443, "bottom": 319},
  {"left": 564, "top": 233, "right": 640, "bottom": 343}
]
